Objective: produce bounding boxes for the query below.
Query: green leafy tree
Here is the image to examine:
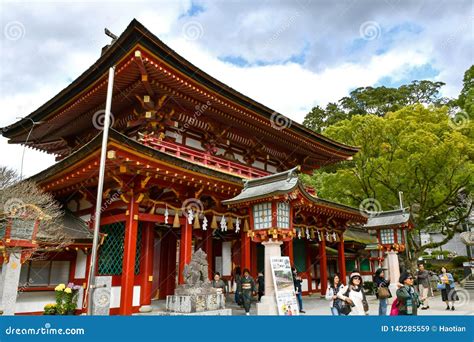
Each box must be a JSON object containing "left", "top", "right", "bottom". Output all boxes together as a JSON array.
[
  {"left": 303, "top": 80, "right": 447, "bottom": 133},
  {"left": 304, "top": 105, "right": 473, "bottom": 270}
]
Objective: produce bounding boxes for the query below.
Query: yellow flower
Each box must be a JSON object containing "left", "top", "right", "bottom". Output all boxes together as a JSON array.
[
  {"left": 55, "top": 283, "right": 66, "bottom": 291},
  {"left": 64, "top": 287, "right": 72, "bottom": 294}
]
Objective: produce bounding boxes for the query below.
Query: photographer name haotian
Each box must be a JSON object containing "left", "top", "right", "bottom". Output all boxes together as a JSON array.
[{"left": 438, "top": 325, "right": 466, "bottom": 333}]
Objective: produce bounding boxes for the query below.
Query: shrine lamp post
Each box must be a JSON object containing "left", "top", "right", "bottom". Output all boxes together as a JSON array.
[
  {"left": 0, "top": 206, "right": 42, "bottom": 315},
  {"left": 86, "top": 28, "right": 118, "bottom": 316}
]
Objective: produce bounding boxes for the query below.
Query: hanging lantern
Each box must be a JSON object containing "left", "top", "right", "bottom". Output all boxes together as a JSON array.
[
  {"left": 310, "top": 229, "right": 316, "bottom": 239},
  {"left": 172, "top": 211, "right": 180, "bottom": 228},
  {"left": 227, "top": 216, "right": 234, "bottom": 230},
  {"left": 297, "top": 228, "right": 302, "bottom": 239},
  {"left": 211, "top": 215, "right": 218, "bottom": 229},
  {"left": 202, "top": 216, "right": 208, "bottom": 231},
  {"left": 317, "top": 230, "right": 322, "bottom": 241},
  {"left": 301, "top": 228, "right": 306, "bottom": 238},
  {"left": 243, "top": 219, "right": 249, "bottom": 232},
  {"left": 332, "top": 231, "right": 337, "bottom": 241},
  {"left": 305, "top": 228, "right": 310, "bottom": 239},
  {"left": 193, "top": 214, "right": 201, "bottom": 229}
]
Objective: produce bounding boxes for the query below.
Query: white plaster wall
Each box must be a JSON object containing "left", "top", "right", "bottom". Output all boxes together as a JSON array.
[
  {"left": 302, "top": 278, "right": 308, "bottom": 292},
  {"left": 75, "top": 251, "right": 87, "bottom": 279},
  {"left": 266, "top": 164, "right": 277, "bottom": 173},
  {"left": 222, "top": 242, "right": 232, "bottom": 276},
  {"left": 185, "top": 137, "right": 204, "bottom": 150},
  {"left": 252, "top": 160, "right": 265, "bottom": 170},
  {"left": 109, "top": 286, "right": 141, "bottom": 308},
  {"left": 15, "top": 291, "right": 55, "bottom": 313}
]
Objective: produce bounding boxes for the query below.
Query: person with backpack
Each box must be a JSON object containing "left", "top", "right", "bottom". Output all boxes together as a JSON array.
[
  {"left": 336, "top": 271, "right": 369, "bottom": 315},
  {"left": 325, "top": 273, "right": 344, "bottom": 315},
  {"left": 396, "top": 272, "right": 421, "bottom": 315},
  {"left": 374, "top": 268, "right": 391, "bottom": 315}
]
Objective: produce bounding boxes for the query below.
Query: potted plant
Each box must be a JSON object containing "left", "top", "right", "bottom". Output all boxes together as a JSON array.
[
  {"left": 43, "top": 303, "right": 57, "bottom": 315},
  {"left": 54, "top": 283, "right": 81, "bottom": 315}
]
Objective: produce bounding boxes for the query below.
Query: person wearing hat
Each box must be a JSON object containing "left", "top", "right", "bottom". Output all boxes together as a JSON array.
[
  {"left": 238, "top": 268, "right": 256, "bottom": 315},
  {"left": 396, "top": 272, "right": 421, "bottom": 315},
  {"left": 374, "top": 268, "right": 391, "bottom": 316},
  {"left": 337, "top": 271, "right": 369, "bottom": 315}
]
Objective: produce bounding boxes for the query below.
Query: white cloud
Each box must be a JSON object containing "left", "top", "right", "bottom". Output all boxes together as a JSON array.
[{"left": 0, "top": 0, "right": 471, "bottom": 178}]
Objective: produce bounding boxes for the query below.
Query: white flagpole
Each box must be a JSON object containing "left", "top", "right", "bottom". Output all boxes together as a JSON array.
[{"left": 87, "top": 66, "right": 115, "bottom": 315}]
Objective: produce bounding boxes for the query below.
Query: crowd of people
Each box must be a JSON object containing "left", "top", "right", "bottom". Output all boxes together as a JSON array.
[
  {"left": 325, "top": 263, "right": 459, "bottom": 316},
  {"left": 210, "top": 263, "right": 459, "bottom": 316}
]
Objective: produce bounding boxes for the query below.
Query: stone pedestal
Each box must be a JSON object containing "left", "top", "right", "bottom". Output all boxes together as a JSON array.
[
  {"left": 91, "top": 276, "right": 112, "bottom": 316},
  {"left": 386, "top": 251, "right": 400, "bottom": 294},
  {"left": 257, "top": 240, "right": 282, "bottom": 316},
  {"left": 166, "top": 293, "right": 225, "bottom": 313},
  {"left": 0, "top": 250, "right": 22, "bottom": 315}
]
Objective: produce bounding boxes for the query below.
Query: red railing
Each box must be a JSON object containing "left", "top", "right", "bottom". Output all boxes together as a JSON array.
[{"left": 140, "top": 135, "right": 269, "bottom": 179}]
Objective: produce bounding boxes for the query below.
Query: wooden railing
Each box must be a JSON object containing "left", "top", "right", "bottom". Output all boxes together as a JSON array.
[{"left": 140, "top": 135, "right": 269, "bottom": 179}]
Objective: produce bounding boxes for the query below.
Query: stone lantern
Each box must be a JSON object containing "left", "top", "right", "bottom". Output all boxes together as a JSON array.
[{"left": 0, "top": 204, "right": 45, "bottom": 315}]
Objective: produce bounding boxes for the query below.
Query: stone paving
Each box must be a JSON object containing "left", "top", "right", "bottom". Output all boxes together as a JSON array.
[{"left": 151, "top": 289, "right": 474, "bottom": 316}]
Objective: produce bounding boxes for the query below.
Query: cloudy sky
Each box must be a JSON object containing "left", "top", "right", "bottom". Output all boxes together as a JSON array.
[{"left": 0, "top": 0, "right": 472, "bottom": 177}]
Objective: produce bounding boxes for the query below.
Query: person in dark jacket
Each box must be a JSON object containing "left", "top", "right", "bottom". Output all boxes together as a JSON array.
[
  {"left": 257, "top": 272, "right": 264, "bottom": 302},
  {"left": 212, "top": 272, "right": 226, "bottom": 295},
  {"left": 416, "top": 263, "right": 434, "bottom": 310},
  {"left": 238, "top": 268, "right": 256, "bottom": 315},
  {"left": 292, "top": 267, "right": 305, "bottom": 313},
  {"left": 396, "top": 272, "right": 421, "bottom": 316},
  {"left": 374, "top": 268, "right": 391, "bottom": 316}
]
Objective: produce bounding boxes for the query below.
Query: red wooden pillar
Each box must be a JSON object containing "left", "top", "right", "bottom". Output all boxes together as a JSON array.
[
  {"left": 305, "top": 240, "right": 313, "bottom": 293},
  {"left": 319, "top": 235, "right": 328, "bottom": 295},
  {"left": 120, "top": 195, "right": 139, "bottom": 315},
  {"left": 165, "top": 233, "right": 177, "bottom": 296},
  {"left": 338, "top": 232, "right": 347, "bottom": 285},
  {"left": 251, "top": 241, "right": 258, "bottom": 278},
  {"left": 241, "top": 229, "right": 251, "bottom": 271},
  {"left": 202, "top": 227, "right": 213, "bottom": 279},
  {"left": 178, "top": 220, "right": 193, "bottom": 284},
  {"left": 140, "top": 222, "right": 154, "bottom": 306},
  {"left": 283, "top": 240, "right": 294, "bottom": 265}
]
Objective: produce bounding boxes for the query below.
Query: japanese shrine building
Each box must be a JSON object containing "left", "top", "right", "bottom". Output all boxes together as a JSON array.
[{"left": 2, "top": 19, "right": 374, "bottom": 315}]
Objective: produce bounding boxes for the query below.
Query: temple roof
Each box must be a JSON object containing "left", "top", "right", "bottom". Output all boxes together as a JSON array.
[
  {"left": 37, "top": 210, "right": 92, "bottom": 244},
  {"left": 364, "top": 208, "right": 413, "bottom": 228},
  {"left": 2, "top": 19, "right": 358, "bottom": 166},
  {"left": 343, "top": 228, "right": 378, "bottom": 245},
  {"left": 222, "top": 167, "right": 300, "bottom": 204},
  {"left": 28, "top": 129, "right": 242, "bottom": 190},
  {"left": 222, "top": 167, "right": 366, "bottom": 221}
]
